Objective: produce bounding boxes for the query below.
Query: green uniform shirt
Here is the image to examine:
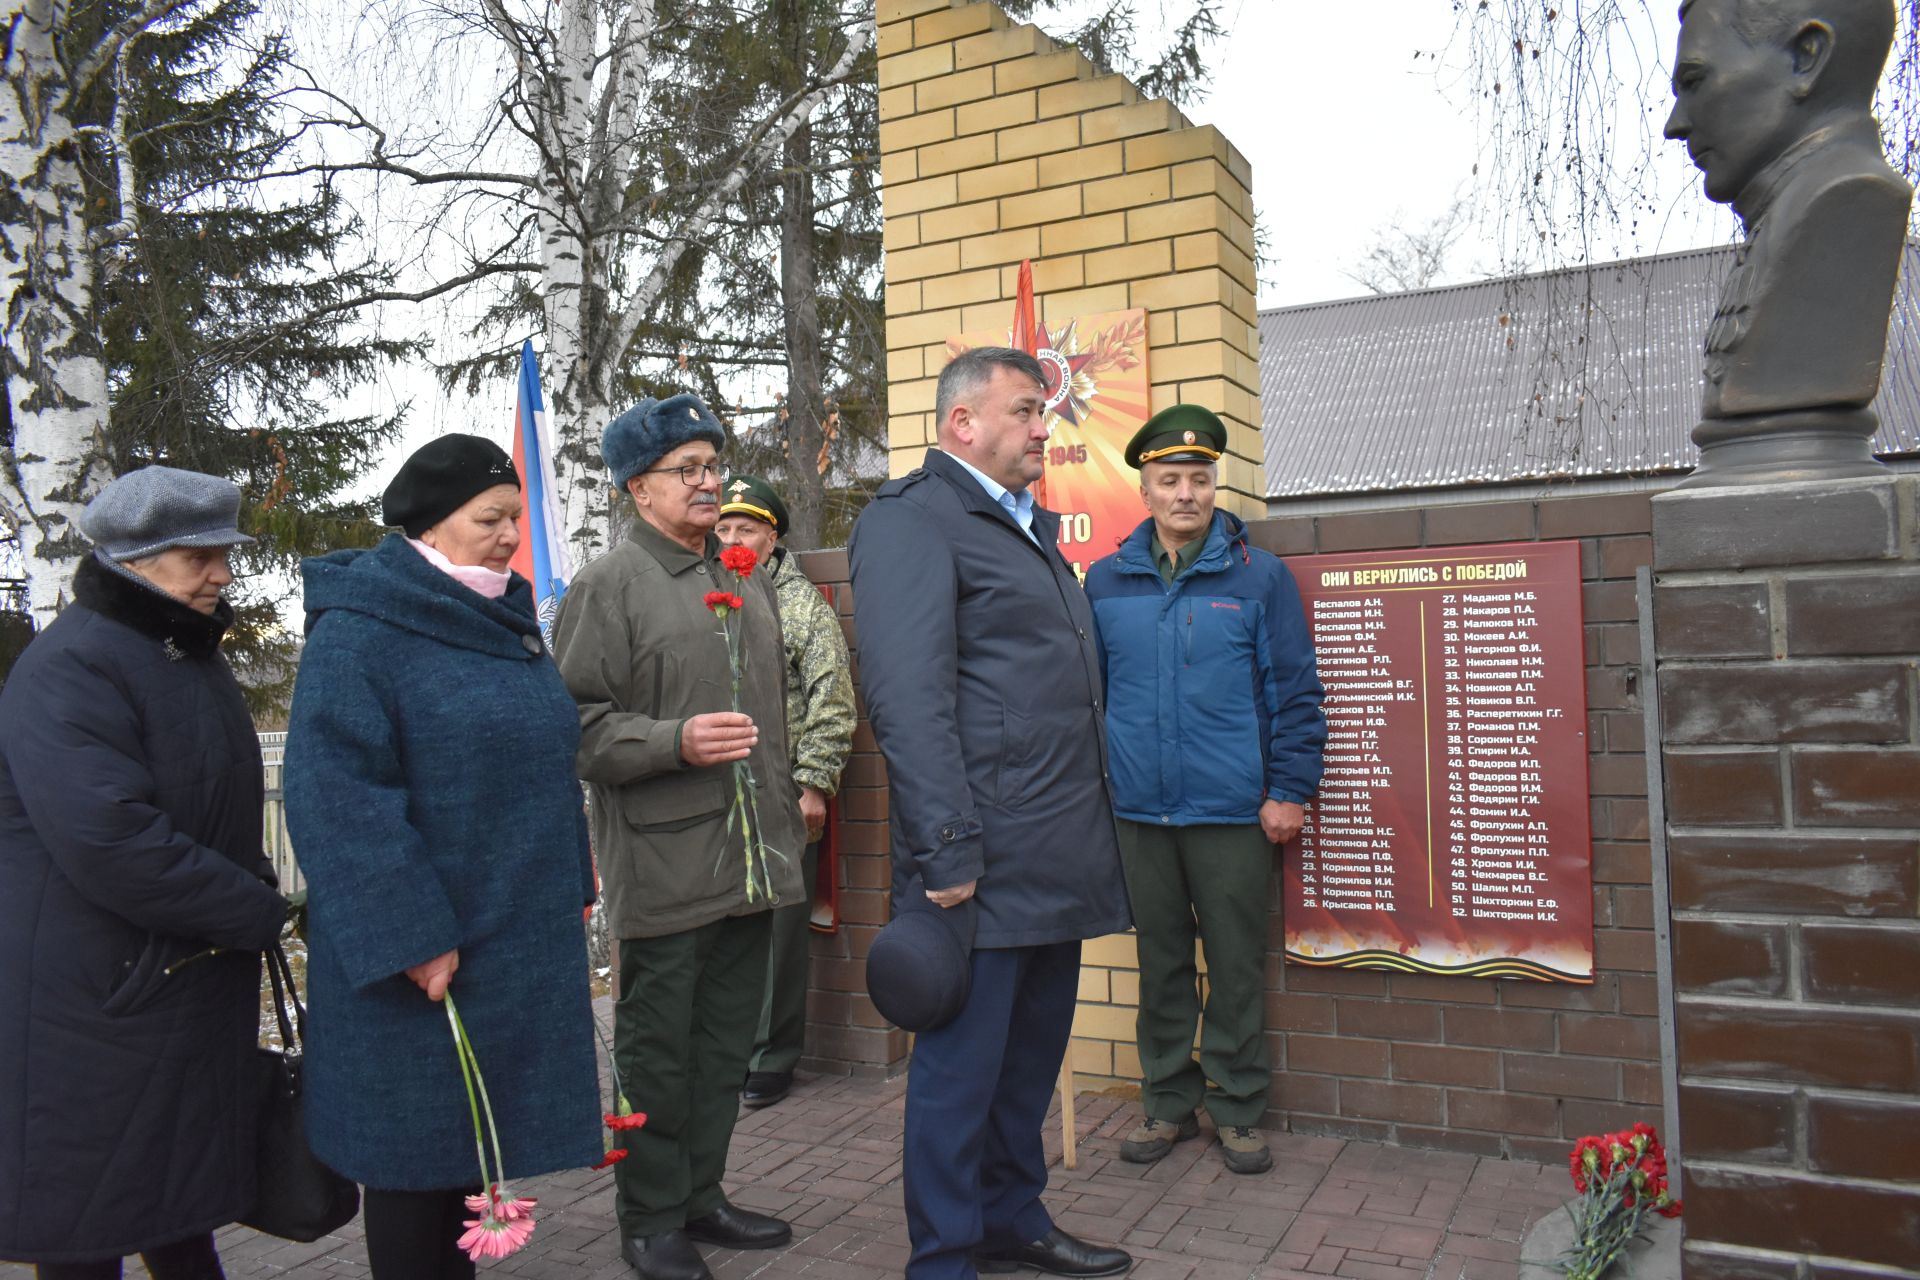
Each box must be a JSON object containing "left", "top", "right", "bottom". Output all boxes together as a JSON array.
[{"left": 1150, "top": 532, "right": 1206, "bottom": 585}]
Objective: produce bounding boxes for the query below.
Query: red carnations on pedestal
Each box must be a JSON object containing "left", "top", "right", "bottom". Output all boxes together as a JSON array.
[{"left": 1557, "top": 1122, "right": 1681, "bottom": 1278}]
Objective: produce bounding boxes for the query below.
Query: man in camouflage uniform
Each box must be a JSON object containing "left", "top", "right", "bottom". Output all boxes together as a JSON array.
[{"left": 715, "top": 475, "right": 855, "bottom": 1108}]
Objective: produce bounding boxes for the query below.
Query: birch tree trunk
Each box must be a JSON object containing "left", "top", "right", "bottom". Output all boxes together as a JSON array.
[
  {"left": 308, "top": 3, "right": 871, "bottom": 561},
  {"left": 780, "top": 112, "right": 826, "bottom": 551},
  {"left": 768, "top": 0, "right": 825, "bottom": 550},
  {"left": 0, "top": 0, "right": 113, "bottom": 625}
]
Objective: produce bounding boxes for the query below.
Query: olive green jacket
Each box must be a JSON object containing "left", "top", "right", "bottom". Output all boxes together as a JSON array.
[
  {"left": 552, "top": 519, "right": 804, "bottom": 939},
  {"left": 769, "top": 549, "right": 855, "bottom": 797}
]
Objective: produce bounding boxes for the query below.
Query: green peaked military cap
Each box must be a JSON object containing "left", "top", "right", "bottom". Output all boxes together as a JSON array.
[
  {"left": 1124, "top": 403, "right": 1227, "bottom": 469},
  {"left": 718, "top": 473, "right": 789, "bottom": 537}
]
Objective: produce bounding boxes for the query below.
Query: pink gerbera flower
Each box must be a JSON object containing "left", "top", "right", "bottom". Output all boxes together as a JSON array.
[
  {"left": 457, "top": 1210, "right": 536, "bottom": 1260},
  {"left": 444, "top": 996, "right": 539, "bottom": 1262},
  {"left": 464, "top": 1185, "right": 537, "bottom": 1220}
]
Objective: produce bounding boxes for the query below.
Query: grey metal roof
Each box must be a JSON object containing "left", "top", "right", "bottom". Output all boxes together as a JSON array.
[{"left": 1259, "top": 242, "right": 1920, "bottom": 499}]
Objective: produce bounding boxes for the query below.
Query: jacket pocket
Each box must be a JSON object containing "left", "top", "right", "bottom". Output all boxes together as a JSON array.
[
  {"left": 995, "top": 703, "right": 1039, "bottom": 810},
  {"left": 101, "top": 933, "right": 200, "bottom": 1017},
  {"left": 619, "top": 774, "right": 729, "bottom": 834}
]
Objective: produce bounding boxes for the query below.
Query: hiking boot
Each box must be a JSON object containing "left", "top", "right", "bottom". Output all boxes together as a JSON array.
[
  {"left": 1118, "top": 1113, "right": 1200, "bottom": 1164},
  {"left": 1219, "top": 1125, "right": 1273, "bottom": 1174}
]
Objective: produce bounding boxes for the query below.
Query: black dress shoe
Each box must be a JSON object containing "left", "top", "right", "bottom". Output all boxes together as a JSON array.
[
  {"left": 683, "top": 1200, "right": 794, "bottom": 1250},
  {"left": 976, "top": 1227, "right": 1132, "bottom": 1276},
  {"left": 620, "top": 1229, "right": 713, "bottom": 1280},
  {"left": 740, "top": 1070, "right": 793, "bottom": 1108}
]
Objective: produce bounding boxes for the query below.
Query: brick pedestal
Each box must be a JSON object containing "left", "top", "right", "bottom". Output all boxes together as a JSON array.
[{"left": 1652, "top": 476, "right": 1920, "bottom": 1279}]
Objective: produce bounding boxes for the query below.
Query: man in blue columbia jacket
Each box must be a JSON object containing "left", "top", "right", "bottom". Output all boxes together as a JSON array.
[{"left": 1084, "top": 404, "right": 1326, "bottom": 1175}]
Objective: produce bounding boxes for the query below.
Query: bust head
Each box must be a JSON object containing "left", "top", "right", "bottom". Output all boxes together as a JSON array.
[{"left": 1665, "top": 0, "right": 1895, "bottom": 204}]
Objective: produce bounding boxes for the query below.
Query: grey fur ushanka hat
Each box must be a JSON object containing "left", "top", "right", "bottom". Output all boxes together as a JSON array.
[{"left": 601, "top": 393, "right": 726, "bottom": 489}]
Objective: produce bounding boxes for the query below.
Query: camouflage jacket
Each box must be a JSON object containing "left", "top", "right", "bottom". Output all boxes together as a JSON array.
[{"left": 770, "top": 548, "right": 855, "bottom": 796}]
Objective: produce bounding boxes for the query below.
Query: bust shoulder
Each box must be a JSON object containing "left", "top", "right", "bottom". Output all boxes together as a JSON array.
[{"left": 1756, "top": 136, "right": 1911, "bottom": 241}]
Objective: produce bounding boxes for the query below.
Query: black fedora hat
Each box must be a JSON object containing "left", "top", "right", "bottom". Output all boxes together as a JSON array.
[{"left": 865, "top": 897, "right": 976, "bottom": 1032}]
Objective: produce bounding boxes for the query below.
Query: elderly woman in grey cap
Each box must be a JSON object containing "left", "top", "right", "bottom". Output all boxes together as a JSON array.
[{"left": 0, "top": 466, "right": 291, "bottom": 1279}]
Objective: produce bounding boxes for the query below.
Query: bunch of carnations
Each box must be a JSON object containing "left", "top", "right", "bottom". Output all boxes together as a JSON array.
[
  {"left": 702, "top": 542, "right": 783, "bottom": 902},
  {"left": 444, "top": 993, "right": 538, "bottom": 1261},
  {"left": 1555, "top": 1122, "right": 1682, "bottom": 1279}
]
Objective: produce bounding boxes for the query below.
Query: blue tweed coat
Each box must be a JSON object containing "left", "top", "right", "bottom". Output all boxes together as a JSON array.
[{"left": 285, "top": 536, "right": 601, "bottom": 1189}]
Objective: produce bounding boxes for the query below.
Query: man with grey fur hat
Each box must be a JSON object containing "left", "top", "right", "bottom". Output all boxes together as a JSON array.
[{"left": 551, "top": 393, "right": 804, "bottom": 1280}]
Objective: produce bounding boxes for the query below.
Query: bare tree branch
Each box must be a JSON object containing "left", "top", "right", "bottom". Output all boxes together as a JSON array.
[
  {"left": 599, "top": 19, "right": 873, "bottom": 388},
  {"left": 88, "top": 42, "right": 145, "bottom": 250},
  {"left": 64, "top": 0, "right": 195, "bottom": 105}
]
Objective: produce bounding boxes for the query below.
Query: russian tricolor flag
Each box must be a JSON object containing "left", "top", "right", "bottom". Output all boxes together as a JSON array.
[{"left": 506, "top": 339, "right": 572, "bottom": 638}]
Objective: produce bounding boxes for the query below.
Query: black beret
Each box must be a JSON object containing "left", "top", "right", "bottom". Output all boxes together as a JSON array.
[
  {"left": 383, "top": 434, "right": 520, "bottom": 538},
  {"left": 865, "top": 898, "right": 976, "bottom": 1033}
]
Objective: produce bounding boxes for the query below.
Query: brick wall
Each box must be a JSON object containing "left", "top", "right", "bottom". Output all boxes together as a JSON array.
[
  {"left": 841, "top": 0, "right": 1670, "bottom": 1163},
  {"left": 876, "top": 0, "right": 1266, "bottom": 517},
  {"left": 797, "top": 491, "right": 1671, "bottom": 1162},
  {"left": 792, "top": 547, "right": 909, "bottom": 1077},
  {"left": 1243, "top": 494, "right": 1663, "bottom": 1161},
  {"left": 1651, "top": 476, "right": 1920, "bottom": 1280}
]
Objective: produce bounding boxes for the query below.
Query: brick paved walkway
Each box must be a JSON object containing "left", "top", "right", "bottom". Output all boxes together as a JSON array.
[{"left": 4, "top": 1071, "right": 1573, "bottom": 1280}]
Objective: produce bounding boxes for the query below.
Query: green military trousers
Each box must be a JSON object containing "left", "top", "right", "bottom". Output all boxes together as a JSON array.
[
  {"left": 613, "top": 910, "right": 771, "bottom": 1235},
  {"left": 750, "top": 841, "right": 819, "bottom": 1075},
  {"left": 1116, "top": 818, "right": 1274, "bottom": 1129}
]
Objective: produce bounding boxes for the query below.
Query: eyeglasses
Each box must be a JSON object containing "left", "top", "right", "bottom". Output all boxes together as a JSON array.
[{"left": 645, "top": 461, "right": 729, "bottom": 487}]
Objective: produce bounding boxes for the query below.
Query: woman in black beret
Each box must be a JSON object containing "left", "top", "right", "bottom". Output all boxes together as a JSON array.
[{"left": 285, "top": 434, "right": 602, "bottom": 1277}]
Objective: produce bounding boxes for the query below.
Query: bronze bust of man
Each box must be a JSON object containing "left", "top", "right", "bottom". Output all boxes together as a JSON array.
[{"left": 1666, "top": 0, "right": 1913, "bottom": 484}]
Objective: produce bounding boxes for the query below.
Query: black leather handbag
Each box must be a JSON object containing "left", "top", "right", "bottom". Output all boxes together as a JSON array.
[{"left": 240, "top": 942, "right": 360, "bottom": 1242}]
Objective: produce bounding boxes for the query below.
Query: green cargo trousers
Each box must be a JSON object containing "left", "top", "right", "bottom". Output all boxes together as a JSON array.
[
  {"left": 613, "top": 911, "right": 771, "bottom": 1235},
  {"left": 750, "top": 841, "right": 819, "bottom": 1075},
  {"left": 1116, "top": 818, "right": 1274, "bottom": 1129}
]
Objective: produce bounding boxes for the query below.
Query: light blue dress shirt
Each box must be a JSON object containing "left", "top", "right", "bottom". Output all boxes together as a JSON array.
[{"left": 948, "top": 453, "right": 1040, "bottom": 547}]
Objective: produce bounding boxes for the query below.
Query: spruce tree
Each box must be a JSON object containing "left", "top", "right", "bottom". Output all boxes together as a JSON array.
[
  {"left": 638, "top": 0, "right": 885, "bottom": 550},
  {"left": 48, "top": 0, "right": 412, "bottom": 710}
]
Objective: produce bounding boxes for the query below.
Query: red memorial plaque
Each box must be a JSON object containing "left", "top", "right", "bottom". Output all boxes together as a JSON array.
[{"left": 1281, "top": 541, "right": 1595, "bottom": 982}]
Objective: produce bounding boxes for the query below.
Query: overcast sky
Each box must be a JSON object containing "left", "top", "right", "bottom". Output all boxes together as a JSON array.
[
  {"left": 1168, "top": 0, "right": 1738, "bottom": 307},
  {"left": 341, "top": 1, "right": 1744, "bottom": 473}
]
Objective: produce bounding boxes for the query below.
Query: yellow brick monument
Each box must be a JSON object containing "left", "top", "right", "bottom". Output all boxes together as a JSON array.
[{"left": 878, "top": 0, "right": 1261, "bottom": 1082}]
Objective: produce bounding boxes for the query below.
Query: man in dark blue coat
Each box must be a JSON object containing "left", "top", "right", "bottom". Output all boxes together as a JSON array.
[
  {"left": 850, "top": 347, "right": 1133, "bottom": 1280},
  {"left": 1084, "top": 405, "right": 1326, "bottom": 1176}
]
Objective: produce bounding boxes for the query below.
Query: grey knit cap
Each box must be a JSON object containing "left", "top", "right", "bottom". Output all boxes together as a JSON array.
[{"left": 80, "top": 465, "right": 255, "bottom": 561}]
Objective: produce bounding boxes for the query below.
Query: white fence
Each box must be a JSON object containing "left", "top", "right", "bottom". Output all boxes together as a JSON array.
[{"left": 258, "top": 731, "right": 299, "bottom": 895}]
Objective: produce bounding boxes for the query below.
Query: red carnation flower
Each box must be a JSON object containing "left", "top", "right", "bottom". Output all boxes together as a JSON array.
[
  {"left": 590, "top": 1149, "right": 628, "bottom": 1170},
  {"left": 703, "top": 591, "right": 745, "bottom": 615},
  {"left": 719, "top": 544, "right": 758, "bottom": 577},
  {"left": 605, "top": 1111, "right": 649, "bottom": 1132},
  {"left": 1564, "top": 1123, "right": 1681, "bottom": 1269}
]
